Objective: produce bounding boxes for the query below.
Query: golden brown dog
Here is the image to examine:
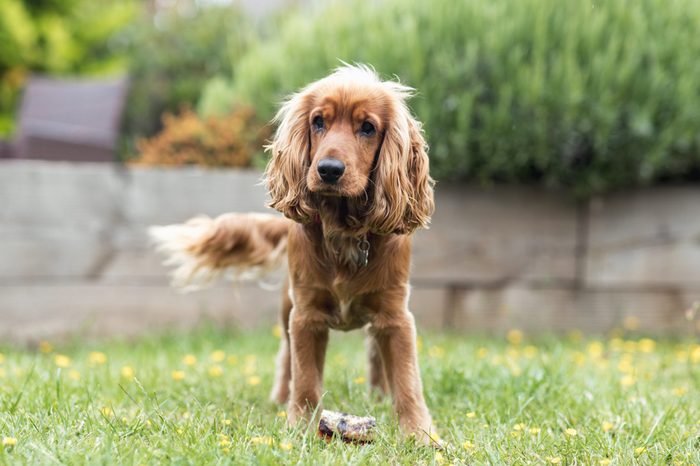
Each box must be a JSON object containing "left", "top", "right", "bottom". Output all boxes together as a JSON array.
[{"left": 150, "top": 65, "right": 437, "bottom": 443}]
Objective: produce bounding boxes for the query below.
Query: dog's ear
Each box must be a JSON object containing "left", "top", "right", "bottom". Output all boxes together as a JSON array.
[
  {"left": 264, "top": 92, "right": 314, "bottom": 222},
  {"left": 366, "top": 98, "right": 435, "bottom": 235}
]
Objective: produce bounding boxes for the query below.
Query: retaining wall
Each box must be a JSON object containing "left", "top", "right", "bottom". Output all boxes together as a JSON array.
[{"left": 1, "top": 160, "right": 698, "bottom": 341}]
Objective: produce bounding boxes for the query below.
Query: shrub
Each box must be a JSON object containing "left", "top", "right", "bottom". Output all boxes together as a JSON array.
[
  {"left": 131, "top": 107, "right": 269, "bottom": 168},
  {"left": 220, "top": 0, "right": 700, "bottom": 196},
  {"left": 120, "top": 5, "right": 255, "bottom": 151}
]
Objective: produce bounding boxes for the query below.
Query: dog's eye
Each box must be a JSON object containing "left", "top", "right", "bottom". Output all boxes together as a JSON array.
[
  {"left": 360, "top": 121, "right": 376, "bottom": 136},
  {"left": 312, "top": 116, "right": 324, "bottom": 131}
]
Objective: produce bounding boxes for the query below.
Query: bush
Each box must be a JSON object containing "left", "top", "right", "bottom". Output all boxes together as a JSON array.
[
  {"left": 0, "top": 0, "right": 136, "bottom": 136},
  {"left": 131, "top": 107, "right": 269, "bottom": 168},
  {"left": 220, "top": 0, "right": 700, "bottom": 196},
  {"left": 120, "top": 5, "right": 255, "bottom": 151}
]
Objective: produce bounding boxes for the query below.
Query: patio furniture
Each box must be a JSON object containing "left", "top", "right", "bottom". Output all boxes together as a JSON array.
[{"left": 0, "top": 75, "right": 129, "bottom": 162}]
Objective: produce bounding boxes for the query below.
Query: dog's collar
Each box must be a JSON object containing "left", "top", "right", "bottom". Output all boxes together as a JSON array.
[{"left": 357, "top": 235, "right": 370, "bottom": 268}]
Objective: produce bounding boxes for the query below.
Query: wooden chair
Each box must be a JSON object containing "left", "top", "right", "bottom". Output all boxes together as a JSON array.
[{"left": 0, "top": 75, "right": 129, "bottom": 162}]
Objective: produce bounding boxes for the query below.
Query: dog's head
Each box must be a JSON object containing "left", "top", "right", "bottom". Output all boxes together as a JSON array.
[{"left": 265, "top": 65, "right": 434, "bottom": 235}]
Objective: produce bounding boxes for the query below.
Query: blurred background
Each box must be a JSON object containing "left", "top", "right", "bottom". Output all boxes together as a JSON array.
[{"left": 1, "top": 0, "right": 699, "bottom": 341}]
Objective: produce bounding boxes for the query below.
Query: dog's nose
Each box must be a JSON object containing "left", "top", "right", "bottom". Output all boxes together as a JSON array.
[{"left": 317, "top": 158, "right": 345, "bottom": 184}]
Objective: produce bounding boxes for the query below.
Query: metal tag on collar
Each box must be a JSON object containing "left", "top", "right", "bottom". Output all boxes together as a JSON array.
[{"left": 358, "top": 236, "right": 370, "bottom": 267}]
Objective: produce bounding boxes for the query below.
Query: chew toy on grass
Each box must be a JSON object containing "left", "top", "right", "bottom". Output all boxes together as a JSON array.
[{"left": 318, "top": 410, "right": 376, "bottom": 444}]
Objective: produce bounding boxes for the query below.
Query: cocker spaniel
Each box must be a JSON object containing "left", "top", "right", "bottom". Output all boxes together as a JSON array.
[{"left": 150, "top": 65, "right": 437, "bottom": 443}]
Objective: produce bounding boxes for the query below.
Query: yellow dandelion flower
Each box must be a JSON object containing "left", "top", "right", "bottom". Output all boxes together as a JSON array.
[
  {"left": 227, "top": 355, "right": 238, "bottom": 365},
  {"left": 673, "top": 387, "right": 687, "bottom": 396},
  {"left": 171, "top": 370, "right": 186, "bottom": 381},
  {"left": 510, "top": 431, "right": 521, "bottom": 438},
  {"left": 429, "top": 432, "right": 441, "bottom": 444},
  {"left": 599, "top": 459, "right": 611, "bottom": 466},
  {"left": 462, "top": 440, "right": 474, "bottom": 450},
  {"left": 353, "top": 376, "right": 366, "bottom": 385},
  {"left": 208, "top": 365, "right": 223, "bottom": 378},
  {"left": 635, "top": 447, "right": 645, "bottom": 455},
  {"left": 620, "top": 375, "right": 636, "bottom": 387},
  {"left": 2, "top": 437, "right": 17, "bottom": 447},
  {"left": 280, "top": 441, "right": 293, "bottom": 450},
  {"left": 88, "top": 351, "right": 107, "bottom": 365},
  {"left": 176, "top": 428, "right": 184, "bottom": 435},
  {"left": 623, "top": 341, "right": 638, "bottom": 353},
  {"left": 39, "top": 341, "right": 53, "bottom": 353},
  {"left": 565, "top": 428, "right": 578, "bottom": 437},
  {"left": 609, "top": 338, "right": 624, "bottom": 352},
  {"left": 428, "top": 346, "right": 445, "bottom": 358},
  {"left": 416, "top": 336, "right": 424, "bottom": 352},
  {"left": 222, "top": 419, "right": 232, "bottom": 426},
  {"left": 0, "top": 353, "right": 5, "bottom": 364},
  {"left": 510, "top": 365, "right": 523, "bottom": 376},
  {"left": 277, "top": 410, "right": 287, "bottom": 418},
  {"left": 247, "top": 375, "right": 261, "bottom": 386},
  {"left": 243, "top": 365, "right": 256, "bottom": 376},
  {"left": 513, "top": 423, "right": 526, "bottom": 431},
  {"left": 638, "top": 338, "right": 655, "bottom": 353},
  {"left": 573, "top": 351, "right": 586, "bottom": 366},
  {"left": 587, "top": 341, "right": 604, "bottom": 358},
  {"left": 272, "top": 324, "right": 282, "bottom": 338},
  {"left": 251, "top": 436, "right": 273, "bottom": 446},
  {"left": 54, "top": 354, "right": 71, "bottom": 368},
  {"left": 182, "top": 411, "right": 191, "bottom": 419},
  {"left": 221, "top": 447, "right": 230, "bottom": 453},
  {"left": 547, "top": 457, "right": 561, "bottom": 464},
  {"left": 219, "top": 437, "right": 231, "bottom": 447},
  {"left": 690, "top": 345, "right": 700, "bottom": 364},
  {"left": 182, "top": 354, "right": 197, "bottom": 366},
  {"left": 529, "top": 427, "right": 541, "bottom": 435},
  {"left": 623, "top": 316, "right": 640, "bottom": 331},
  {"left": 523, "top": 345, "right": 538, "bottom": 358},
  {"left": 244, "top": 354, "right": 256, "bottom": 364},
  {"left": 602, "top": 421, "right": 614, "bottom": 432},
  {"left": 466, "top": 412, "right": 476, "bottom": 418},
  {"left": 210, "top": 350, "right": 225, "bottom": 362},
  {"left": 435, "top": 451, "right": 446, "bottom": 464},
  {"left": 68, "top": 369, "right": 81, "bottom": 380},
  {"left": 121, "top": 366, "right": 135, "bottom": 380},
  {"left": 506, "top": 329, "right": 523, "bottom": 345},
  {"left": 100, "top": 407, "right": 114, "bottom": 417},
  {"left": 476, "top": 347, "right": 488, "bottom": 359}
]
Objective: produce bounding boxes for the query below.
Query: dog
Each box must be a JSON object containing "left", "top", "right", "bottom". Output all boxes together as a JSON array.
[{"left": 150, "top": 65, "right": 437, "bottom": 443}]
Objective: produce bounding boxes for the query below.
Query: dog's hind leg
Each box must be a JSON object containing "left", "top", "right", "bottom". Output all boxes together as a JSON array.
[{"left": 270, "top": 278, "right": 293, "bottom": 404}]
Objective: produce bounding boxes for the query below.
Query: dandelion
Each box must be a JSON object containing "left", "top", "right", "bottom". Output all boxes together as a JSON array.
[
  {"left": 54, "top": 354, "right": 71, "bottom": 368},
  {"left": 272, "top": 324, "right": 282, "bottom": 338},
  {"left": 620, "top": 375, "right": 636, "bottom": 387},
  {"left": 222, "top": 419, "right": 232, "bottom": 426},
  {"left": 210, "top": 350, "right": 225, "bottom": 362},
  {"left": 88, "top": 351, "right": 107, "bottom": 365},
  {"left": 506, "top": 329, "right": 523, "bottom": 345},
  {"left": 513, "top": 423, "right": 526, "bottom": 431},
  {"left": 602, "top": 421, "right": 614, "bottom": 432},
  {"left": 428, "top": 346, "right": 445, "bottom": 358},
  {"left": 171, "top": 370, "right": 186, "bottom": 381},
  {"left": 353, "top": 376, "right": 366, "bottom": 385},
  {"left": 280, "top": 441, "right": 293, "bottom": 450},
  {"left": 634, "top": 447, "right": 646, "bottom": 455},
  {"left": 599, "top": 459, "right": 611, "bottom": 465},
  {"left": 529, "top": 427, "right": 541, "bottom": 435},
  {"left": 243, "top": 365, "right": 257, "bottom": 376},
  {"left": 573, "top": 351, "right": 586, "bottom": 367},
  {"left": 523, "top": 345, "right": 538, "bottom": 358},
  {"left": 121, "top": 366, "right": 135, "bottom": 380},
  {"left": 435, "top": 451, "right": 446, "bottom": 464},
  {"left": 565, "top": 428, "right": 578, "bottom": 437},
  {"left": 219, "top": 435, "right": 231, "bottom": 447},
  {"left": 277, "top": 410, "right": 287, "bottom": 418},
  {"left": 2, "top": 437, "right": 17, "bottom": 447},
  {"left": 208, "top": 365, "right": 223, "bottom": 378},
  {"left": 587, "top": 341, "right": 604, "bottom": 358},
  {"left": 244, "top": 354, "right": 256, "bottom": 364},
  {"left": 466, "top": 412, "right": 476, "bottom": 419},
  {"left": 39, "top": 341, "right": 53, "bottom": 353},
  {"left": 690, "top": 345, "right": 700, "bottom": 364},
  {"left": 251, "top": 436, "right": 273, "bottom": 446},
  {"left": 68, "top": 369, "right": 81, "bottom": 381},
  {"left": 100, "top": 407, "right": 114, "bottom": 417},
  {"left": 547, "top": 457, "right": 561, "bottom": 464},
  {"left": 476, "top": 347, "right": 488, "bottom": 359},
  {"left": 638, "top": 338, "right": 655, "bottom": 353},
  {"left": 247, "top": 376, "right": 261, "bottom": 386},
  {"left": 462, "top": 440, "right": 474, "bottom": 450},
  {"left": 227, "top": 355, "right": 238, "bottom": 365},
  {"left": 416, "top": 336, "right": 423, "bottom": 352},
  {"left": 182, "top": 354, "right": 197, "bottom": 366}
]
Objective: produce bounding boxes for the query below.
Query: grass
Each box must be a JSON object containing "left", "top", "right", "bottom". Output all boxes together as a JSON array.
[{"left": 0, "top": 324, "right": 699, "bottom": 465}]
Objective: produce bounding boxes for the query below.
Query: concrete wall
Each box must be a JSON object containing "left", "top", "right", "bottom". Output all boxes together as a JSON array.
[{"left": 1, "top": 160, "right": 699, "bottom": 341}]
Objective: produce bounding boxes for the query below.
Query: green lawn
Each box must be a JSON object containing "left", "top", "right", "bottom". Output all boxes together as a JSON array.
[{"left": 0, "top": 324, "right": 698, "bottom": 465}]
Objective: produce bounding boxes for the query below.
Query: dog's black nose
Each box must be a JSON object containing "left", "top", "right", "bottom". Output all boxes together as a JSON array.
[{"left": 317, "top": 158, "right": 345, "bottom": 184}]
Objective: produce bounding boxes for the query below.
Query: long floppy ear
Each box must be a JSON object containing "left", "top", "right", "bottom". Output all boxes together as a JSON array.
[
  {"left": 264, "top": 91, "right": 314, "bottom": 222},
  {"left": 366, "top": 97, "right": 435, "bottom": 235}
]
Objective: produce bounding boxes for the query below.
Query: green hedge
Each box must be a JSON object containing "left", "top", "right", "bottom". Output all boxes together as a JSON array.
[{"left": 220, "top": 0, "right": 700, "bottom": 195}]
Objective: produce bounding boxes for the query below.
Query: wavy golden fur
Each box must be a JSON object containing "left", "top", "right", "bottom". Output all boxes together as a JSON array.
[{"left": 150, "top": 65, "right": 438, "bottom": 444}]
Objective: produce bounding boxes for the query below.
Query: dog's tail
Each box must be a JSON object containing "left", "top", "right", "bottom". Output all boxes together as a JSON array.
[{"left": 149, "top": 212, "right": 292, "bottom": 291}]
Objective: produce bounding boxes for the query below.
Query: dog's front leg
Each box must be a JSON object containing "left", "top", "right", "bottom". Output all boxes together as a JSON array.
[
  {"left": 287, "top": 305, "right": 329, "bottom": 426},
  {"left": 371, "top": 308, "right": 436, "bottom": 444}
]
